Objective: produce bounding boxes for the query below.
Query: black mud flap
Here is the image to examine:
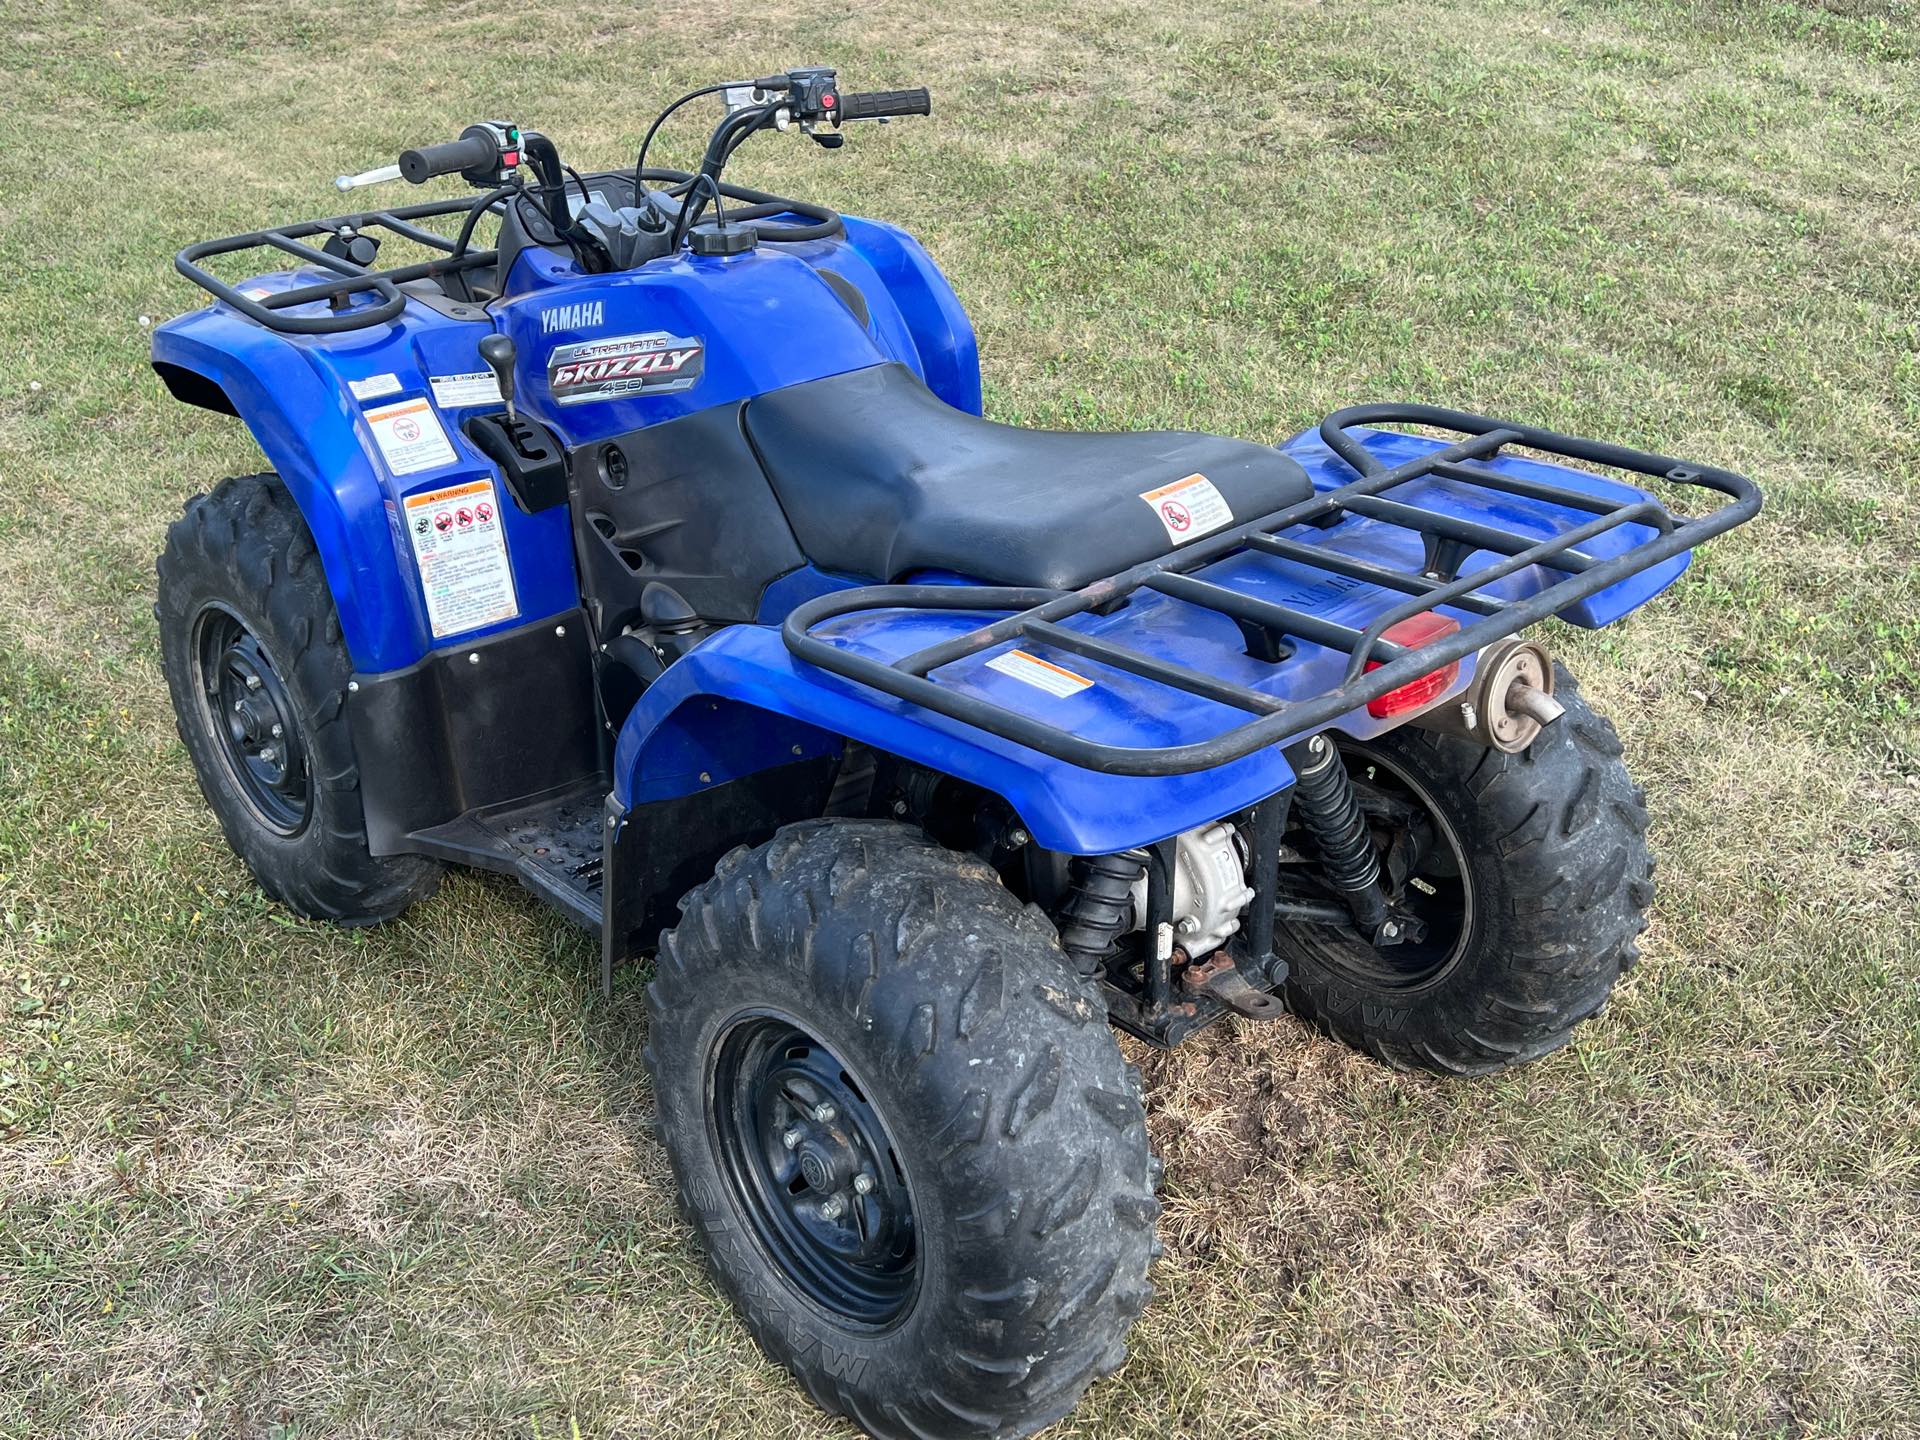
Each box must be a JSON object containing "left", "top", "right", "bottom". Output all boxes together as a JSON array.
[{"left": 600, "top": 755, "right": 839, "bottom": 995}]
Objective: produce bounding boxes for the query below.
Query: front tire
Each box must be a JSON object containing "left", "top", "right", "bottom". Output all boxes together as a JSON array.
[
  {"left": 156, "top": 473, "right": 441, "bottom": 924},
  {"left": 647, "top": 820, "right": 1158, "bottom": 1440},
  {"left": 1277, "top": 667, "right": 1652, "bottom": 1076}
]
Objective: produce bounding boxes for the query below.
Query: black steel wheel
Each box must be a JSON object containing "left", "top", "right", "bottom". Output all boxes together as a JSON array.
[
  {"left": 1276, "top": 667, "right": 1653, "bottom": 1076},
  {"left": 647, "top": 820, "right": 1159, "bottom": 1440},
  {"left": 709, "top": 1014, "right": 917, "bottom": 1328},
  {"left": 156, "top": 473, "right": 440, "bottom": 924},
  {"left": 192, "top": 604, "right": 312, "bottom": 836}
]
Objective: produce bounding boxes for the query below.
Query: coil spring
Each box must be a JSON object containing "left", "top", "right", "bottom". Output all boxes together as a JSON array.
[{"left": 1056, "top": 849, "right": 1149, "bottom": 979}]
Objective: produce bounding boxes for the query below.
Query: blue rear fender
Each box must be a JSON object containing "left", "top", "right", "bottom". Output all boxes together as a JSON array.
[
  {"left": 612, "top": 624, "right": 1305, "bottom": 856},
  {"left": 614, "top": 427, "right": 1692, "bottom": 856}
]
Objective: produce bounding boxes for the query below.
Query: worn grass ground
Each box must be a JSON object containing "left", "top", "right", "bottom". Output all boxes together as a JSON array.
[{"left": 3, "top": 0, "right": 1918, "bottom": 1436}]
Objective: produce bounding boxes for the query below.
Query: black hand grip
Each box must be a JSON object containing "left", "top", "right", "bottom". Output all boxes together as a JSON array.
[
  {"left": 836, "top": 88, "right": 931, "bottom": 123},
  {"left": 398, "top": 131, "right": 500, "bottom": 184}
]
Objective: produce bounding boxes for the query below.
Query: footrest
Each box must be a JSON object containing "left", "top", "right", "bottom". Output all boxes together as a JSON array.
[{"left": 408, "top": 781, "right": 608, "bottom": 929}]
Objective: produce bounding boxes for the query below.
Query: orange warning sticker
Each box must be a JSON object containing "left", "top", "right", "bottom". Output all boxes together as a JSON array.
[
  {"left": 985, "top": 649, "right": 1095, "bottom": 699},
  {"left": 365, "top": 396, "right": 456, "bottom": 477},
  {"left": 401, "top": 478, "right": 518, "bottom": 638},
  {"left": 1140, "top": 471, "right": 1232, "bottom": 544}
]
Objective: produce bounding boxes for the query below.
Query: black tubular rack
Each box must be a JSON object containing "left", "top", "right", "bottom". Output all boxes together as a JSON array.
[
  {"left": 175, "top": 196, "right": 505, "bottom": 335},
  {"left": 783, "top": 404, "right": 1760, "bottom": 775}
]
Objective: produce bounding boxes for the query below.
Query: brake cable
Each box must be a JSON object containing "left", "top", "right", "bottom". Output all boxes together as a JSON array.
[{"left": 633, "top": 81, "right": 754, "bottom": 196}]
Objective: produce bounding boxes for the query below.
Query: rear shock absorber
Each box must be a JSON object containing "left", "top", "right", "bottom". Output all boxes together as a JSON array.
[
  {"left": 1284, "top": 735, "right": 1390, "bottom": 936},
  {"left": 1056, "top": 849, "right": 1149, "bottom": 979}
]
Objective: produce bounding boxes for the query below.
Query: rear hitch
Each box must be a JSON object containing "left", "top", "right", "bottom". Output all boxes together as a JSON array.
[
  {"left": 1412, "top": 636, "right": 1564, "bottom": 752},
  {"left": 1181, "top": 949, "right": 1285, "bottom": 1018}
]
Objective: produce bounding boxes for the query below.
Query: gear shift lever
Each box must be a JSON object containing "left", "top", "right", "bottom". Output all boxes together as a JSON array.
[{"left": 478, "top": 334, "right": 517, "bottom": 422}]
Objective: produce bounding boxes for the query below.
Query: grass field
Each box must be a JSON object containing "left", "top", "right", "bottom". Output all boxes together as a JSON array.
[{"left": 4, "top": 0, "right": 1919, "bottom": 1435}]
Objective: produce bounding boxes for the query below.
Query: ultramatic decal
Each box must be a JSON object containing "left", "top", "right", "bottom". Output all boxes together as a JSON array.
[{"left": 547, "top": 331, "right": 705, "bottom": 405}]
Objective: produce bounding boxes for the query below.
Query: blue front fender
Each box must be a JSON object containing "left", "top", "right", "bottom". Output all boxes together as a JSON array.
[
  {"left": 152, "top": 305, "right": 580, "bottom": 673},
  {"left": 612, "top": 624, "right": 1299, "bottom": 856}
]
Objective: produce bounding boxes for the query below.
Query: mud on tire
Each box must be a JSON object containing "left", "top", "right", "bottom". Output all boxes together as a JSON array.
[
  {"left": 156, "top": 473, "right": 441, "bottom": 924},
  {"left": 1278, "top": 667, "right": 1653, "bottom": 1077},
  {"left": 646, "top": 820, "right": 1159, "bottom": 1440}
]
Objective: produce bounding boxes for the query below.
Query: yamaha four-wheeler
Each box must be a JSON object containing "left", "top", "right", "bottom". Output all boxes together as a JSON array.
[{"left": 151, "top": 70, "right": 1759, "bottom": 1440}]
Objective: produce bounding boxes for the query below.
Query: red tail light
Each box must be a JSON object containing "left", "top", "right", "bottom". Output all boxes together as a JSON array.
[{"left": 1365, "top": 612, "right": 1462, "bottom": 718}]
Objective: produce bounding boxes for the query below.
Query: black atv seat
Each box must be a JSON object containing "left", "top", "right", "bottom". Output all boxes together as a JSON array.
[{"left": 743, "top": 363, "right": 1315, "bottom": 591}]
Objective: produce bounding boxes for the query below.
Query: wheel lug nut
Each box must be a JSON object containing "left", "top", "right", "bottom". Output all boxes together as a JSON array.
[
  {"left": 818, "top": 1195, "right": 846, "bottom": 1220},
  {"left": 259, "top": 746, "right": 277, "bottom": 763},
  {"left": 271, "top": 723, "right": 284, "bottom": 739},
  {"left": 245, "top": 674, "right": 262, "bottom": 691},
  {"left": 811, "top": 1104, "right": 836, "bottom": 1124},
  {"left": 781, "top": 1127, "right": 804, "bottom": 1150},
  {"left": 852, "top": 1173, "right": 875, "bottom": 1196}
]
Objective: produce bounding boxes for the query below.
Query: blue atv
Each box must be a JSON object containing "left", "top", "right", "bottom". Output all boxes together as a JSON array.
[{"left": 152, "top": 69, "right": 1759, "bottom": 1440}]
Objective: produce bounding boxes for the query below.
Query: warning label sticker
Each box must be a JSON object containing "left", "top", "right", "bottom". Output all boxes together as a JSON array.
[
  {"left": 428, "top": 371, "right": 505, "bottom": 409},
  {"left": 1140, "top": 472, "right": 1233, "bottom": 544},
  {"left": 365, "top": 397, "right": 457, "bottom": 477},
  {"left": 985, "top": 650, "right": 1094, "bottom": 699},
  {"left": 402, "top": 479, "right": 519, "bottom": 638}
]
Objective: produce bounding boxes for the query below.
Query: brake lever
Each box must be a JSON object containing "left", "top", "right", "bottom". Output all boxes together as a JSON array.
[{"left": 335, "top": 164, "right": 404, "bottom": 193}]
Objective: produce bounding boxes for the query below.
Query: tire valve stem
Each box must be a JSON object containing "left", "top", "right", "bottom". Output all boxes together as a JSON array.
[{"left": 1286, "top": 736, "right": 1393, "bottom": 938}]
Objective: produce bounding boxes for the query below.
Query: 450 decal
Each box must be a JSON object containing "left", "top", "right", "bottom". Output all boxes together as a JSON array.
[{"left": 547, "top": 331, "right": 704, "bottom": 405}]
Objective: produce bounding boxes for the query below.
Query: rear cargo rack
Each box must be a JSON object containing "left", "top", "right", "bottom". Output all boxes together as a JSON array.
[
  {"left": 783, "top": 404, "right": 1760, "bottom": 775},
  {"left": 175, "top": 195, "right": 505, "bottom": 335}
]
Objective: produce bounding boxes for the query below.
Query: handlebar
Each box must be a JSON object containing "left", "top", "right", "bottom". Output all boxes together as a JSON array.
[
  {"left": 399, "top": 129, "right": 505, "bottom": 184},
  {"left": 835, "top": 88, "right": 931, "bottom": 123}
]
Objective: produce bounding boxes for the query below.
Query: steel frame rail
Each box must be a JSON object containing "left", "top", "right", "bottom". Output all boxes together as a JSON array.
[{"left": 783, "top": 404, "right": 1760, "bottom": 776}]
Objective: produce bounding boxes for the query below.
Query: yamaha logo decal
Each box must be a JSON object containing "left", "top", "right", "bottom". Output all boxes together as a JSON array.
[{"left": 546, "top": 331, "right": 705, "bottom": 406}]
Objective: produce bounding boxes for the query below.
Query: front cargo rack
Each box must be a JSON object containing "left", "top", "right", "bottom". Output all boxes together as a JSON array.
[
  {"left": 174, "top": 195, "right": 507, "bottom": 335},
  {"left": 783, "top": 404, "right": 1761, "bottom": 775}
]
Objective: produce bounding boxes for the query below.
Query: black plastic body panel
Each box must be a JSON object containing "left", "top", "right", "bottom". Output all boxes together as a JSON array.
[
  {"left": 570, "top": 402, "right": 807, "bottom": 636},
  {"left": 465, "top": 412, "right": 570, "bottom": 513},
  {"left": 347, "top": 609, "right": 602, "bottom": 854}
]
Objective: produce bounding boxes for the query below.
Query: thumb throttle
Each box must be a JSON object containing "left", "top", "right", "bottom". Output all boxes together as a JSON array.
[{"left": 835, "top": 88, "right": 931, "bottom": 124}]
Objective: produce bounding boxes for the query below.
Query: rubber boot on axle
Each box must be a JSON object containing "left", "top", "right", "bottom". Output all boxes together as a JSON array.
[{"left": 1057, "top": 849, "right": 1150, "bottom": 979}]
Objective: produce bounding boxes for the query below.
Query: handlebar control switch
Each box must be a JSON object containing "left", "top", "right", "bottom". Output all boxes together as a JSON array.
[{"left": 782, "top": 66, "right": 841, "bottom": 129}]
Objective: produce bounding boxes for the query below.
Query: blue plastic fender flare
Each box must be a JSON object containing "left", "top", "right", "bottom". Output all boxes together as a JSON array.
[{"left": 612, "top": 623, "right": 1300, "bottom": 857}]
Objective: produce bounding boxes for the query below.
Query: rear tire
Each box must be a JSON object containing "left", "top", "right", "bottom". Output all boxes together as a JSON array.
[
  {"left": 1277, "top": 667, "right": 1652, "bottom": 1076},
  {"left": 647, "top": 820, "right": 1158, "bottom": 1440},
  {"left": 155, "top": 473, "right": 441, "bottom": 924}
]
